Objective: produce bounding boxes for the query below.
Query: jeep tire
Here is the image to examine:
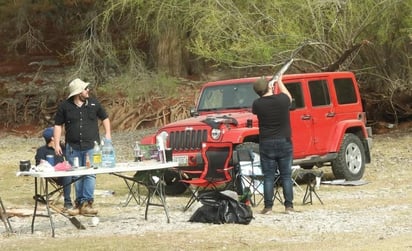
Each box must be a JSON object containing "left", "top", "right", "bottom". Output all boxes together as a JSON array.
[{"left": 332, "top": 133, "right": 366, "bottom": 181}]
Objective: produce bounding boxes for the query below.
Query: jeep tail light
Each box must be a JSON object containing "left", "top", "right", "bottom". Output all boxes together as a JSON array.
[{"left": 211, "top": 128, "right": 221, "bottom": 140}]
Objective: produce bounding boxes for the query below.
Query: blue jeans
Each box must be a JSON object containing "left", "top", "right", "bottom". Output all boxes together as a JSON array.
[
  {"left": 66, "top": 144, "right": 96, "bottom": 206},
  {"left": 259, "top": 138, "right": 294, "bottom": 208},
  {"left": 55, "top": 176, "right": 73, "bottom": 207}
]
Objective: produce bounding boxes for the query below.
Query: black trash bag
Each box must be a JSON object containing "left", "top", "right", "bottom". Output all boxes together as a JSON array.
[{"left": 189, "top": 190, "right": 253, "bottom": 225}]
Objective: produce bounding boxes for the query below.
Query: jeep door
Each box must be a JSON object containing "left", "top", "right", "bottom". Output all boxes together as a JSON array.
[
  {"left": 285, "top": 81, "right": 313, "bottom": 158},
  {"left": 307, "top": 78, "right": 336, "bottom": 153}
]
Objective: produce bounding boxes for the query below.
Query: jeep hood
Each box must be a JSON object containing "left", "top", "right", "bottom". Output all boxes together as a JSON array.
[
  {"left": 140, "top": 111, "right": 256, "bottom": 144},
  {"left": 161, "top": 111, "right": 255, "bottom": 130}
]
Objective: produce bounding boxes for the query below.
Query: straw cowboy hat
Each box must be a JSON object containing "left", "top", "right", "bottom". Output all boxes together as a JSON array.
[{"left": 67, "top": 78, "right": 90, "bottom": 99}]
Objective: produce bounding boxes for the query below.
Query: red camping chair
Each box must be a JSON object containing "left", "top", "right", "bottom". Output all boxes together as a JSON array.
[{"left": 180, "top": 142, "right": 234, "bottom": 212}]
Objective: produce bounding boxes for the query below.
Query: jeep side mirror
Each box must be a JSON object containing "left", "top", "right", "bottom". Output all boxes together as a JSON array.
[
  {"left": 190, "top": 107, "right": 199, "bottom": 117},
  {"left": 289, "top": 99, "right": 296, "bottom": 111}
]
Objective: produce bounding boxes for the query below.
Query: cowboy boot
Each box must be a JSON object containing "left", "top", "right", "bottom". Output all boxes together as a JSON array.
[
  {"left": 79, "top": 201, "right": 98, "bottom": 215},
  {"left": 67, "top": 202, "right": 80, "bottom": 216}
]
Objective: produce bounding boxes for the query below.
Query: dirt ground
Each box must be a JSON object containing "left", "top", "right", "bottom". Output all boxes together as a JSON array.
[{"left": 0, "top": 128, "right": 411, "bottom": 251}]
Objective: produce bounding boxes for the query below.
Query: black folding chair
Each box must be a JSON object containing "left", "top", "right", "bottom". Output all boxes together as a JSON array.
[
  {"left": 120, "top": 174, "right": 147, "bottom": 207},
  {"left": 233, "top": 148, "right": 264, "bottom": 207},
  {"left": 39, "top": 178, "right": 64, "bottom": 206},
  {"left": 273, "top": 173, "right": 283, "bottom": 204},
  {"left": 113, "top": 169, "right": 170, "bottom": 222},
  {"left": 233, "top": 148, "right": 282, "bottom": 207},
  {"left": 299, "top": 170, "right": 324, "bottom": 205}
]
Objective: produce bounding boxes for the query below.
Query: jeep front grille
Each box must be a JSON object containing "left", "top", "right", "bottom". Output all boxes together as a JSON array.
[{"left": 169, "top": 129, "right": 208, "bottom": 151}]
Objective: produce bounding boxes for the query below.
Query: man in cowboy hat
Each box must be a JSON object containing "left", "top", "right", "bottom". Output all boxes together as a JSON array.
[{"left": 53, "top": 78, "right": 112, "bottom": 216}]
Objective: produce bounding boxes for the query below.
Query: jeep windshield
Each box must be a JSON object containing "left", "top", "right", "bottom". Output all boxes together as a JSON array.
[{"left": 197, "top": 83, "right": 259, "bottom": 112}]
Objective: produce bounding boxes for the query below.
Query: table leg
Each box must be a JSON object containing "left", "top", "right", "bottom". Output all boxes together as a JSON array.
[
  {"left": 144, "top": 173, "right": 170, "bottom": 223},
  {"left": 31, "top": 177, "right": 38, "bottom": 234},
  {"left": 31, "top": 178, "right": 56, "bottom": 237},
  {"left": 158, "top": 178, "right": 170, "bottom": 223},
  {"left": 44, "top": 180, "right": 55, "bottom": 237}
]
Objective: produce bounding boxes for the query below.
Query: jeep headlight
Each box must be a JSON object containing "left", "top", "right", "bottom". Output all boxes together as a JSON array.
[{"left": 211, "top": 128, "right": 221, "bottom": 140}]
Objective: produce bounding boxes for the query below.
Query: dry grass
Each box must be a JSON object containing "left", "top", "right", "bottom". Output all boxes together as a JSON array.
[{"left": 1, "top": 130, "right": 412, "bottom": 251}]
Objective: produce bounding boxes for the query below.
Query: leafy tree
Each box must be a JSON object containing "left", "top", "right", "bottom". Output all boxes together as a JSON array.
[{"left": 0, "top": 0, "right": 410, "bottom": 126}]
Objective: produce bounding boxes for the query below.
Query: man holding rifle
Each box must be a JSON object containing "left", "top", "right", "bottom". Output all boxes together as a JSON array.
[{"left": 252, "top": 74, "right": 294, "bottom": 214}]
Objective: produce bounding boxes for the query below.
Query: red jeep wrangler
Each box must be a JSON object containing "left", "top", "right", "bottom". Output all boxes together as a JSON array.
[{"left": 141, "top": 72, "right": 373, "bottom": 193}]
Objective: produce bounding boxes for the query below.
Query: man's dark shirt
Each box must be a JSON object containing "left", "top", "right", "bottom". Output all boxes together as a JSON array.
[
  {"left": 35, "top": 145, "right": 65, "bottom": 166},
  {"left": 54, "top": 97, "right": 108, "bottom": 150},
  {"left": 252, "top": 93, "right": 291, "bottom": 141}
]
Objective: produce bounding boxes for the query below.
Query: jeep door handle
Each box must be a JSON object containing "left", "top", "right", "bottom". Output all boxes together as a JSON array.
[
  {"left": 301, "top": 115, "right": 311, "bottom": 120},
  {"left": 326, "top": 112, "right": 335, "bottom": 117}
]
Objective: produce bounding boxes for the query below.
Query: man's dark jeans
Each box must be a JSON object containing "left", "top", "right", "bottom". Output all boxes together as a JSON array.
[{"left": 259, "top": 138, "right": 294, "bottom": 208}]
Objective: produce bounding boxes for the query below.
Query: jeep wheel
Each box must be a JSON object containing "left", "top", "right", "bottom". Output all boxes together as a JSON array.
[{"left": 332, "top": 133, "right": 366, "bottom": 181}]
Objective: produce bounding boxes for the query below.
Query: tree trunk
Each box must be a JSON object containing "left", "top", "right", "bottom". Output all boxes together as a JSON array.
[{"left": 151, "top": 26, "right": 185, "bottom": 76}]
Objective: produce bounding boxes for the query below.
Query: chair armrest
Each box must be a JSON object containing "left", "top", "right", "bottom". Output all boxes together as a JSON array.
[{"left": 170, "top": 168, "right": 199, "bottom": 180}]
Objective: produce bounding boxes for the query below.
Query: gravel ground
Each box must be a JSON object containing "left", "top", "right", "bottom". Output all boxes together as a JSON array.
[{"left": 1, "top": 129, "right": 412, "bottom": 250}]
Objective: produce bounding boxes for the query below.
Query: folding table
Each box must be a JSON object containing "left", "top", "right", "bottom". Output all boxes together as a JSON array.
[{"left": 16, "top": 161, "right": 178, "bottom": 237}]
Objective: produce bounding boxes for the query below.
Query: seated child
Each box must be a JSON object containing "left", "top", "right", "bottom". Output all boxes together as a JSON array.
[{"left": 35, "top": 127, "right": 73, "bottom": 209}]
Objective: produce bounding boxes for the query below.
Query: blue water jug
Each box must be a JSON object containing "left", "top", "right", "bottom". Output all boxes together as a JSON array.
[{"left": 101, "top": 139, "right": 116, "bottom": 168}]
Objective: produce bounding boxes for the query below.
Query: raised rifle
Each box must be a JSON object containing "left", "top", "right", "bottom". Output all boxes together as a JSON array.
[{"left": 268, "top": 40, "right": 312, "bottom": 89}]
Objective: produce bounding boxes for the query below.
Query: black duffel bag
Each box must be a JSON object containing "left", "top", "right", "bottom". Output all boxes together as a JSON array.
[{"left": 189, "top": 190, "right": 253, "bottom": 225}]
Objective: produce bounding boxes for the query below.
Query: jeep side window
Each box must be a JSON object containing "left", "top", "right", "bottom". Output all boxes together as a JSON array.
[
  {"left": 334, "top": 78, "right": 358, "bottom": 104},
  {"left": 309, "top": 80, "right": 330, "bottom": 106},
  {"left": 285, "top": 82, "right": 304, "bottom": 109}
]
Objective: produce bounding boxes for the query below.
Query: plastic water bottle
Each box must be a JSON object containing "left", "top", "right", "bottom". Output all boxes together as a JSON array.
[
  {"left": 133, "top": 141, "right": 142, "bottom": 162},
  {"left": 101, "top": 139, "right": 116, "bottom": 168},
  {"left": 239, "top": 187, "right": 252, "bottom": 206},
  {"left": 92, "top": 141, "right": 102, "bottom": 168},
  {"left": 85, "top": 153, "right": 91, "bottom": 168}
]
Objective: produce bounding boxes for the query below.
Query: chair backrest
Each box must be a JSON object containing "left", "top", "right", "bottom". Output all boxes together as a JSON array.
[
  {"left": 200, "top": 142, "right": 233, "bottom": 182},
  {"left": 236, "top": 149, "right": 253, "bottom": 162},
  {"left": 233, "top": 148, "right": 263, "bottom": 176}
]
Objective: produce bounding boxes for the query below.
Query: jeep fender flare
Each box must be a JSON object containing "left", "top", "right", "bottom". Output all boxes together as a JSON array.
[
  {"left": 328, "top": 120, "right": 369, "bottom": 152},
  {"left": 220, "top": 128, "right": 260, "bottom": 144}
]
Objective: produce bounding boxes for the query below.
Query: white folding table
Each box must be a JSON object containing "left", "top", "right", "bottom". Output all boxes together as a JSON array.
[{"left": 17, "top": 161, "right": 178, "bottom": 237}]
